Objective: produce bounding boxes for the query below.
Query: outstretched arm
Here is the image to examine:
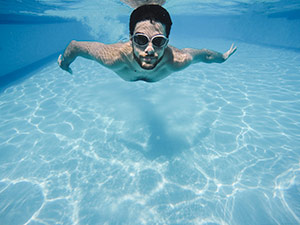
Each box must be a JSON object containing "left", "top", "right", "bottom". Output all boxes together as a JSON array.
[
  {"left": 58, "top": 40, "right": 126, "bottom": 73},
  {"left": 183, "top": 43, "right": 237, "bottom": 64}
]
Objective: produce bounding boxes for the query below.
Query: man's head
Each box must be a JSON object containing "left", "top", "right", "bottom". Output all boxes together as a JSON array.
[
  {"left": 129, "top": 5, "right": 172, "bottom": 70},
  {"left": 129, "top": 4, "right": 172, "bottom": 38}
]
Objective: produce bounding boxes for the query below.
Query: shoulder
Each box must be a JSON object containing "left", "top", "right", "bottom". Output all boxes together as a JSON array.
[
  {"left": 98, "top": 41, "right": 132, "bottom": 68},
  {"left": 166, "top": 45, "right": 193, "bottom": 71},
  {"left": 106, "top": 41, "right": 131, "bottom": 51},
  {"left": 101, "top": 41, "right": 132, "bottom": 58}
]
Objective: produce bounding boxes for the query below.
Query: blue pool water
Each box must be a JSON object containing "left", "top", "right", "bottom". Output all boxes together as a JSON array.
[{"left": 1, "top": 1, "right": 300, "bottom": 225}]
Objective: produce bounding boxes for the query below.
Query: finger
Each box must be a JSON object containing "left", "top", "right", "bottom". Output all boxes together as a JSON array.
[
  {"left": 232, "top": 46, "right": 237, "bottom": 53},
  {"left": 57, "top": 54, "right": 62, "bottom": 65},
  {"left": 230, "top": 44, "right": 237, "bottom": 53}
]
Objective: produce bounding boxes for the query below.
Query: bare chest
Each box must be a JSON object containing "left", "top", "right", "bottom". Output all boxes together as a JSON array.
[{"left": 114, "top": 65, "right": 171, "bottom": 82}]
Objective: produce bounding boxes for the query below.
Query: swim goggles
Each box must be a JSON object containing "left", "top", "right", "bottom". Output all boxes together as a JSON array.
[{"left": 132, "top": 33, "right": 169, "bottom": 48}]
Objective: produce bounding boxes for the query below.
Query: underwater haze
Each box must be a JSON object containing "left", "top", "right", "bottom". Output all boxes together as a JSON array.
[{"left": 1, "top": 0, "right": 300, "bottom": 225}]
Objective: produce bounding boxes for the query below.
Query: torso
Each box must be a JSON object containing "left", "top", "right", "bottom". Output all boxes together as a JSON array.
[{"left": 114, "top": 55, "right": 173, "bottom": 82}]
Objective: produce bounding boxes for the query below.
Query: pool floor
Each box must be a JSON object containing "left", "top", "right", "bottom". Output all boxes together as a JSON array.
[{"left": 0, "top": 38, "right": 300, "bottom": 225}]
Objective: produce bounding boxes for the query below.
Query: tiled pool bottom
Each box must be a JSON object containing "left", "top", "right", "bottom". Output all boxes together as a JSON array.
[{"left": 0, "top": 39, "right": 300, "bottom": 225}]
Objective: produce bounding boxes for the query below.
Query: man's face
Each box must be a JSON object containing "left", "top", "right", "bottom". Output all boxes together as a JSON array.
[{"left": 131, "top": 20, "right": 168, "bottom": 70}]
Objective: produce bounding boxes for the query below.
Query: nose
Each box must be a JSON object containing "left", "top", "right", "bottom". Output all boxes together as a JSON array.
[{"left": 144, "top": 42, "right": 154, "bottom": 55}]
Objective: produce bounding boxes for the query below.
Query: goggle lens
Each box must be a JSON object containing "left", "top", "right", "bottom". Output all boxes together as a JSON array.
[
  {"left": 152, "top": 37, "right": 167, "bottom": 47},
  {"left": 133, "top": 35, "right": 148, "bottom": 46}
]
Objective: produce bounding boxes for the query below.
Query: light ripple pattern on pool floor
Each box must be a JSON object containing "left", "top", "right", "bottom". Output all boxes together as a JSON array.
[{"left": 0, "top": 39, "right": 300, "bottom": 225}]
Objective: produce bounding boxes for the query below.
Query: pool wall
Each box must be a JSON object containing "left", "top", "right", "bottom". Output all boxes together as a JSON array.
[
  {"left": 172, "top": 14, "right": 300, "bottom": 50},
  {"left": 0, "top": 15, "right": 93, "bottom": 78}
]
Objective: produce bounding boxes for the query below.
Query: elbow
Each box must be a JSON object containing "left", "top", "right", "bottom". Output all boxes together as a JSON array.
[
  {"left": 70, "top": 40, "right": 77, "bottom": 46},
  {"left": 69, "top": 40, "right": 78, "bottom": 51},
  {"left": 64, "top": 40, "right": 80, "bottom": 60}
]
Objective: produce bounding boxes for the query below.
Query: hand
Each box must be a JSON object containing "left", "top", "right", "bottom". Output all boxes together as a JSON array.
[
  {"left": 223, "top": 43, "right": 237, "bottom": 60},
  {"left": 57, "top": 54, "right": 73, "bottom": 74}
]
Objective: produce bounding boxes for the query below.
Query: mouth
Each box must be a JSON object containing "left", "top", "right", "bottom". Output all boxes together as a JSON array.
[
  {"left": 142, "top": 56, "right": 156, "bottom": 63},
  {"left": 133, "top": 53, "right": 160, "bottom": 70}
]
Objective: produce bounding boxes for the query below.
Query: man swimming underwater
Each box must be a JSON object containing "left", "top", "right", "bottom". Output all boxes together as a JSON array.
[{"left": 58, "top": 4, "right": 237, "bottom": 82}]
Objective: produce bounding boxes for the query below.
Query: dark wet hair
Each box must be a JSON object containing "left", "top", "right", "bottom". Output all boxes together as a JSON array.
[{"left": 129, "top": 4, "right": 172, "bottom": 37}]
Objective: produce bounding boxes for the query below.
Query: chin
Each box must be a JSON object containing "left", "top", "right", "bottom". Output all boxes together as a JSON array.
[
  {"left": 139, "top": 58, "right": 159, "bottom": 70},
  {"left": 133, "top": 53, "right": 160, "bottom": 70},
  {"left": 140, "top": 63, "right": 156, "bottom": 70}
]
